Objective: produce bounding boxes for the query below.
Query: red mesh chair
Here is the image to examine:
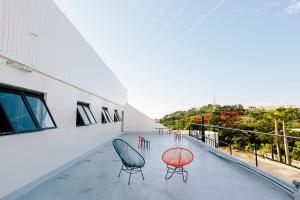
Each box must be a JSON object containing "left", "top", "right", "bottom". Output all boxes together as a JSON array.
[{"left": 162, "top": 147, "right": 194, "bottom": 182}]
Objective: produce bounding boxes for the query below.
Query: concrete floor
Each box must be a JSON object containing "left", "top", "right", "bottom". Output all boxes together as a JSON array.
[{"left": 16, "top": 132, "right": 292, "bottom": 200}]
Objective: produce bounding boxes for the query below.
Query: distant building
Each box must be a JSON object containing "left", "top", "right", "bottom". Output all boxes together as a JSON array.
[{"left": 245, "top": 105, "right": 297, "bottom": 110}]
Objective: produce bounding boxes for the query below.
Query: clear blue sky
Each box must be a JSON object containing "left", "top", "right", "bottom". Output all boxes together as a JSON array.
[{"left": 54, "top": 0, "right": 300, "bottom": 119}]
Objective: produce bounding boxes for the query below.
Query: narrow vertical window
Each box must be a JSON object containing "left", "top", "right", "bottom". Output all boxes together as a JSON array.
[
  {"left": 102, "top": 107, "right": 112, "bottom": 123},
  {"left": 114, "top": 110, "right": 121, "bottom": 122},
  {"left": 83, "top": 105, "right": 96, "bottom": 124}
]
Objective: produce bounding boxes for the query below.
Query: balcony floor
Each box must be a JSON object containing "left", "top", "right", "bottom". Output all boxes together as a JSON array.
[{"left": 16, "top": 132, "right": 291, "bottom": 200}]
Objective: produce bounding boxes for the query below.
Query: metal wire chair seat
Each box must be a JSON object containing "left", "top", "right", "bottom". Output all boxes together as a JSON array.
[
  {"left": 112, "top": 139, "right": 145, "bottom": 184},
  {"left": 162, "top": 147, "right": 194, "bottom": 168}
]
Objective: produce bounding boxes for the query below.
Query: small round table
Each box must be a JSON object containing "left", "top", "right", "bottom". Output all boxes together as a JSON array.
[{"left": 162, "top": 147, "right": 194, "bottom": 182}]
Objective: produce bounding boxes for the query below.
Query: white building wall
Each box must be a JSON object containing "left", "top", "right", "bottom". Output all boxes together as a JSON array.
[
  {"left": 0, "top": 0, "right": 127, "bottom": 105},
  {"left": 0, "top": 0, "right": 128, "bottom": 197},
  {"left": 0, "top": 59, "right": 124, "bottom": 198},
  {"left": 0, "top": 0, "right": 158, "bottom": 198},
  {"left": 124, "top": 104, "right": 164, "bottom": 132}
]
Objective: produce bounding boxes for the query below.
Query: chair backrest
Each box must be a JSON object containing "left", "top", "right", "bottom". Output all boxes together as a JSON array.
[{"left": 112, "top": 139, "right": 145, "bottom": 168}]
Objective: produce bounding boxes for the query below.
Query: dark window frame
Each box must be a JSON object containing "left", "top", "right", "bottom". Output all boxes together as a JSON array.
[
  {"left": 25, "top": 93, "right": 57, "bottom": 129},
  {"left": 76, "top": 102, "right": 97, "bottom": 127},
  {"left": 101, "top": 112, "right": 108, "bottom": 124},
  {"left": 114, "top": 110, "right": 121, "bottom": 122},
  {"left": 102, "top": 107, "right": 113, "bottom": 124},
  {"left": 0, "top": 84, "right": 57, "bottom": 136}
]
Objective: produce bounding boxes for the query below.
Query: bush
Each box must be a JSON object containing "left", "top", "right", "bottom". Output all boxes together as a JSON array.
[
  {"left": 260, "top": 144, "right": 272, "bottom": 158},
  {"left": 291, "top": 141, "right": 300, "bottom": 160},
  {"left": 245, "top": 143, "right": 256, "bottom": 152}
]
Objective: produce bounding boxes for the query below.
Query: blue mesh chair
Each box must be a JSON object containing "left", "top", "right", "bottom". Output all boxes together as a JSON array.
[{"left": 112, "top": 139, "right": 145, "bottom": 185}]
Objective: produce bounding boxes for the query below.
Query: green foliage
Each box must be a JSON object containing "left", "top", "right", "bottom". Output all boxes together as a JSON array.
[
  {"left": 260, "top": 144, "right": 272, "bottom": 157},
  {"left": 160, "top": 105, "right": 300, "bottom": 160},
  {"left": 245, "top": 143, "right": 256, "bottom": 152},
  {"left": 291, "top": 141, "right": 300, "bottom": 160}
]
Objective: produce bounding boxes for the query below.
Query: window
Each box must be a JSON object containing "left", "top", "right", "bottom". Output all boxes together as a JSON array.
[
  {"left": 76, "top": 103, "right": 96, "bottom": 126},
  {"left": 0, "top": 86, "right": 56, "bottom": 136},
  {"left": 102, "top": 107, "right": 113, "bottom": 123},
  {"left": 26, "top": 96, "right": 55, "bottom": 128},
  {"left": 114, "top": 110, "right": 121, "bottom": 122}
]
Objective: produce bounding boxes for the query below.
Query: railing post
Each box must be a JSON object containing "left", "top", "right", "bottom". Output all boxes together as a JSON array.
[
  {"left": 198, "top": 124, "right": 201, "bottom": 140},
  {"left": 229, "top": 142, "right": 232, "bottom": 155},
  {"left": 254, "top": 133, "right": 258, "bottom": 167},
  {"left": 271, "top": 144, "right": 274, "bottom": 160},
  {"left": 201, "top": 116, "right": 205, "bottom": 143},
  {"left": 214, "top": 132, "right": 217, "bottom": 148}
]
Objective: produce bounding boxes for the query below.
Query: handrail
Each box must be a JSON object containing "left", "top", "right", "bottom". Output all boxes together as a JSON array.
[
  {"left": 189, "top": 123, "right": 300, "bottom": 140},
  {"left": 188, "top": 123, "right": 300, "bottom": 170}
]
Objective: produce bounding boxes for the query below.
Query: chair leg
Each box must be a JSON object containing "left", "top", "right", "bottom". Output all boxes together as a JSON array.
[
  {"left": 181, "top": 167, "right": 189, "bottom": 182},
  {"left": 140, "top": 168, "right": 145, "bottom": 180},
  {"left": 165, "top": 166, "right": 176, "bottom": 180},
  {"left": 165, "top": 166, "right": 170, "bottom": 179},
  {"left": 118, "top": 165, "right": 123, "bottom": 177},
  {"left": 128, "top": 169, "right": 133, "bottom": 185}
]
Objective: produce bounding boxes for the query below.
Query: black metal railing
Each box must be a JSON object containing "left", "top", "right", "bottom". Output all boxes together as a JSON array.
[{"left": 188, "top": 123, "right": 300, "bottom": 170}]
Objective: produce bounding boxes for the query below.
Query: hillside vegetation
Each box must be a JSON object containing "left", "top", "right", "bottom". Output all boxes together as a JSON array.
[{"left": 160, "top": 104, "right": 300, "bottom": 162}]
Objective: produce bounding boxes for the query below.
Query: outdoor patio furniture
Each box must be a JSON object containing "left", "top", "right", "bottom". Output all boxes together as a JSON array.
[
  {"left": 112, "top": 139, "right": 145, "bottom": 185},
  {"left": 156, "top": 127, "right": 165, "bottom": 135},
  {"left": 162, "top": 147, "right": 194, "bottom": 182},
  {"left": 175, "top": 131, "right": 183, "bottom": 140},
  {"left": 138, "top": 136, "right": 150, "bottom": 150}
]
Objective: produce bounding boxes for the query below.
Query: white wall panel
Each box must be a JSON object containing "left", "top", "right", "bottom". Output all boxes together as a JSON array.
[
  {"left": 0, "top": 61, "right": 124, "bottom": 198},
  {"left": 124, "top": 104, "right": 164, "bottom": 132},
  {"left": 0, "top": 0, "right": 163, "bottom": 197},
  {"left": 0, "top": 0, "right": 3, "bottom": 51},
  {"left": 0, "top": 1, "right": 129, "bottom": 197},
  {"left": 2, "top": 0, "right": 9, "bottom": 53},
  {"left": 0, "top": 0, "right": 127, "bottom": 105},
  {"left": 6, "top": 0, "right": 14, "bottom": 56}
]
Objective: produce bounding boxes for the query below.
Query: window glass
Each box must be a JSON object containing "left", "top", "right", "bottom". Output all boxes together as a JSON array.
[
  {"left": 114, "top": 113, "right": 117, "bottom": 122},
  {"left": 26, "top": 96, "right": 55, "bottom": 128},
  {"left": 104, "top": 109, "right": 112, "bottom": 123},
  {"left": 102, "top": 112, "right": 108, "bottom": 123},
  {"left": 104, "top": 112, "right": 110, "bottom": 122},
  {"left": 114, "top": 110, "right": 120, "bottom": 122},
  {"left": 0, "top": 92, "right": 36, "bottom": 132},
  {"left": 77, "top": 105, "right": 90, "bottom": 125},
  {"left": 83, "top": 105, "right": 96, "bottom": 124},
  {"left": 0, "top": 104, "right": 13, "bottom": 134},
  {"left": 115, "top": 110, "right": 121, "bottom": 121},
  {"left": 76, "top": 109, "right": 85, "bottom": 126}
]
